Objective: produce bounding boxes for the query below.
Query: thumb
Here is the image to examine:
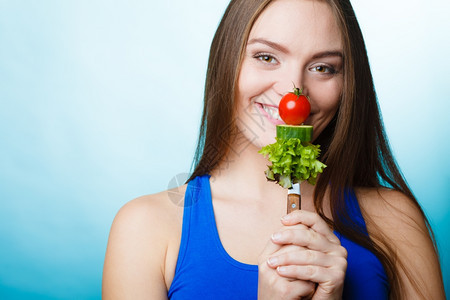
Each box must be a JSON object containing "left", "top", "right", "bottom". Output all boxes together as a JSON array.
[
  {"left": 312, "top": 284, "right": 342, "bottom": 300},
  {"left": 258, "top": 235, "right": 282, "bottom": 265}
]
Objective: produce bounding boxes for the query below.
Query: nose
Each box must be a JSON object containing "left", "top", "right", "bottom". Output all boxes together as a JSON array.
[{"left": 274, "top": 66, "right": 308, "bottom": 98}]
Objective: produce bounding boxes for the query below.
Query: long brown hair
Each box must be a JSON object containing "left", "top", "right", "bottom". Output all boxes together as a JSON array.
[
  {"left": 188, "top": 0, "right": 271, "bottom": 178},
  {"left": 188, "top": 0, "right": 441, "bottom": 297}
]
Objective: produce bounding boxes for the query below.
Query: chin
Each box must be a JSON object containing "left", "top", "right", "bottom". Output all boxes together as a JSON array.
[{"left": 253, "top": 132, "right": 277, "bottom": 149}]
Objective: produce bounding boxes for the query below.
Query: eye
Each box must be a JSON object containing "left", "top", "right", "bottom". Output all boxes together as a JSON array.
[
  {"left": 310, "top": 65, "right": 336, "bottom": 74},
  {"left": 254, "top": 53, "right": 278, "bottom": 65}
]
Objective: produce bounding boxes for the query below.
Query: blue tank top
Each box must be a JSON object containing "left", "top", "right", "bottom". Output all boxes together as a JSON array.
[{"left": 168, "top": 175, "right": 389, "bottom": 299}]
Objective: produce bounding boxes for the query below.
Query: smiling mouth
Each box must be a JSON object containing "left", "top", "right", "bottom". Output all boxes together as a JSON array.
[{"left": 255, "top": 102, "right": 285, "bottom": 125}]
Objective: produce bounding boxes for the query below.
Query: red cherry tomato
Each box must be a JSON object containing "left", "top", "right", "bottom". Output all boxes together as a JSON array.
[{"left": 279, "top": 87, "right": 311, "bottom": 125}]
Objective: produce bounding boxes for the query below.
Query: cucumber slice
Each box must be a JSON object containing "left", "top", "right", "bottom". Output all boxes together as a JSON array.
[{"left": 276, "top": 125, "right": 313, "bottom": 141}]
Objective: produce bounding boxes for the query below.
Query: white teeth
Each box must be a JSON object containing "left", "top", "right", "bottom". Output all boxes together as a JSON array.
[{"left": 261, "top": 104, "right": 281, "bottom": 120}]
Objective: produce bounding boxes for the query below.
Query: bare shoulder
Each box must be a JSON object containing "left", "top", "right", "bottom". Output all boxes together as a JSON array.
[
  {"left": 355, "top": 187, "right": 427, "bottom": 232},
  {"left": 355, "top": 187, "right": 445, "bottom": 299},
  {"left": 355, "top": 187, "right": 432, "bottom": 254},
  {"left": 111, "top": 185, "right": 186, "bottom": 239},
  {"left": 102, "top": 185, "right": 186, "bottom": 299}
]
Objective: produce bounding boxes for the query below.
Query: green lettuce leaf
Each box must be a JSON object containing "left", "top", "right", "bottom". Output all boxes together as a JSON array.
[{"left": 258, "top": 137, "right": 326, "bottom": 188}]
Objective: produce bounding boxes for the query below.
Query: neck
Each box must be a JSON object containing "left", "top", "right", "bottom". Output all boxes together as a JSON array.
[
  {"left": 210, "top": 141, "right": 314, "bottom": 205},
  {"left": 212, "top": 143, "right": 271, "bottom": 192}
]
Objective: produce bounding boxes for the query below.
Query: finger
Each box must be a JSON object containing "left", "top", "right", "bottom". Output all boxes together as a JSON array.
[
  {"left": 267, "top": 249, "right": 336, "bottom": 269},
  {"left": 270, "top": 244, "right": 307, "bottom": 256},
  {"left": 271, "top": 226, "right": 335, "bottom": 252},
  {"left": 267, "top": 278, "right": 316, "bottom": 299},
  {"left": 271, "top": 229, "right": 347, "bottom": 258},
  {"left": 260, "top": 226, "right": 311, "bottom": 264},
  {"left": 276, "top": 264, "right": 347, "bottom": 285},
  {"left": 277, "top": 265, "right": 346, "bottom": 299},
  {"left": 281, "top": 210, "right": 340, "bottom": 244},
  {"left": 265, "top": 244, "right": 307, "bottom": 268}
]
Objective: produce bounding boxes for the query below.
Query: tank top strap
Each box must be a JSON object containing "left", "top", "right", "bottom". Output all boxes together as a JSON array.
[
  {"left": 335, "top": 188, "right": 369, "bottom": 236},
  {"left": 168, "top": 175, "right": 258, "bottom": 299},
  {"left": 169, "top": 178, "right": 389, "bottom": 299},
  {"left": 171, "top": 174, "right": 214, "bottom": 276},
  {"left": 335, "top": 188, "right": 390, "bottom": 299}
]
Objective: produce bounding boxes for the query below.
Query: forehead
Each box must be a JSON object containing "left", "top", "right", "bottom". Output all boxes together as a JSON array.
[{"left": 249, "top": 0, "right": 342, "bottom": 51}]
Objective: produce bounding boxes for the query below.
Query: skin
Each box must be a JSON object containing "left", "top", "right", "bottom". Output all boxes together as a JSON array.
[
  {"left": 236, "top": 0, "right": 343, "bottom": 148},
  {"left": 235, "top": 0, "right": 346, "bottom": 298},
  {"left": 102, "top": 0, "right": 445, "bottom": 299}
]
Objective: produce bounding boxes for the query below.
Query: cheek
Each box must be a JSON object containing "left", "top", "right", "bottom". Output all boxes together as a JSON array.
[
  {"left": 310, "top": 79, "right": 342, "bottom": 113},
  {"left": 234, "top": 59, "right": 279, "bottom": 148},
  {"left": 322, "top": 93, "right": 340, "bottom": 115},
  {"left": 308, "top": 79, "right": 342, "bottom": 139},
  {"left": 236, "top": 59, "right": 273, "bottom": 103}
]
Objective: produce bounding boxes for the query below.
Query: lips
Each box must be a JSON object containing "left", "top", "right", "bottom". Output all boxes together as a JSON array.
[{"left": 255, "top": 102, "right": 285, "bottom": 125}]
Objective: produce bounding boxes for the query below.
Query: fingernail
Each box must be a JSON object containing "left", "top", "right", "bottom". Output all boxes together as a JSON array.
[
  {"left": 277, "top": 266, "right": 287, "bottom": 273},
  {"left": 267, "top": 256, "right": 278, "bottom": 266},
  {"left": 271, "top": 232, "right": 282, "bottom": 241},
  {"left": 281, "top": 214, "right": 292, "bottom": 221}
]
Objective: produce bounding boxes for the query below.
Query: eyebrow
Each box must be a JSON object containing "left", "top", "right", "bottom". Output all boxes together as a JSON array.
[
  {"left": 311, "top": 51, "right": 343, "bottom": 59},
  {"left": 247, "top": 38, "right": 343, "bottom": 59},
  {"left": 247, "top": 38, "right": 290, "bottom": 54}
]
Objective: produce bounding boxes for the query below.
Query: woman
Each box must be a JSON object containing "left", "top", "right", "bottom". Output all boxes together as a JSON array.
[{"left": 103, "top": 0, "right": 445, "bottom": 299}]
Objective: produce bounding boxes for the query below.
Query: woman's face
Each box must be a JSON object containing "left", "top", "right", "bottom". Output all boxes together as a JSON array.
[{"left": 235, "top": 0, "right": 343, "bottom": 149}]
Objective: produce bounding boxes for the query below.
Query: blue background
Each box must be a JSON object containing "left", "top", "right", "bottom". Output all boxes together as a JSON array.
[{"left": 0, "top": 1, "right": 448, "bottom": 298}]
